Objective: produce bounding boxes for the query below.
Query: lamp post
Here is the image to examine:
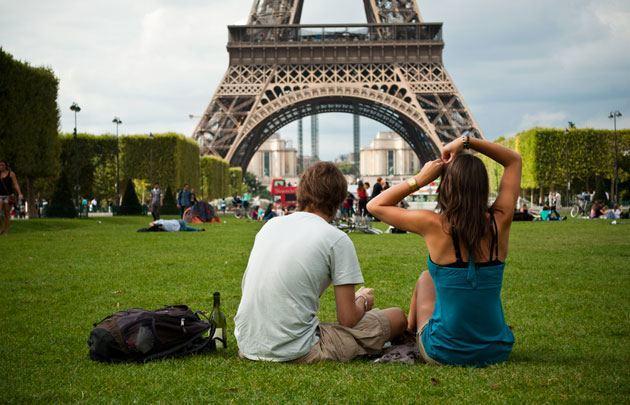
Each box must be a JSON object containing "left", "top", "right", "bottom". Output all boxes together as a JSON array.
[
  {"left": 112, "top": 117, "right": 122, "bottom": 204},
  {"left": 608, "top": 110, "right": 622, "bottom": 203},
  {"left": 69, "top": 103, "right": 81, "bottom": 214},
  {"left": 70, "top": 102, "right": 81, "bottom": 136},
  {"left": 563, "top": 125, "right": 575, "bottom": 208}
]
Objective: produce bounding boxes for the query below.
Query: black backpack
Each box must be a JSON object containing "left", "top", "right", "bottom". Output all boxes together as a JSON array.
[{"left": 88, "top": 305, "right": 215, "bottom": 363}]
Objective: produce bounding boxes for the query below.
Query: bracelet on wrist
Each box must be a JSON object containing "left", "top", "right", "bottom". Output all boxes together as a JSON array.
[
  {"left": 462, "top": 134, "right": 470, "bottom": 150},
  {"left": 406, "top": 177, "right": 419, "bottom": 192}
]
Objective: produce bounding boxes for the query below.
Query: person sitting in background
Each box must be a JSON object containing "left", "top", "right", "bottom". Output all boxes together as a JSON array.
[
  {"left": 257, "top": 206, "right": 265, "bottom": 221},
  {"left": 513, "top": 203, "right": 535, "bottom": 221},
  {"left": 250, "top": 205, "right": 259, "bottom": 221},
  {"left": 607, "top": 204, "right": 622, "bottom": 220},
  {"left": 137, "top": 219, "right": 205, "bottom": 232},
  {"left": 263, "top": 204, "right": 277, "bottom": 221},
  {"left": 590, "top": 201, "right": 605, "bottom": 219},
  {"left": 540, "top": 205, "right": 563, "bottom": 221}
]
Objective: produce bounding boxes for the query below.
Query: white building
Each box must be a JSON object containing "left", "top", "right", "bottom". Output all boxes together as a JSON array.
[
  {"left": 248, "top": 134, "right": 298, "bottom": 186},
  {"left": 360, "top": 131, "right": 421, "bottom": 182}
]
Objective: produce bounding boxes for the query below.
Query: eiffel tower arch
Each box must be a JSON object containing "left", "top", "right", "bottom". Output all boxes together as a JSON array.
[{"left": 193, "top": 0, "right": 484, "bottom": 169}]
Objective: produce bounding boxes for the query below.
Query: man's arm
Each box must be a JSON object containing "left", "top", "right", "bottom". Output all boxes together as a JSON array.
[{"left": 334, "top": 285, "right": 373, "bottom": 328}]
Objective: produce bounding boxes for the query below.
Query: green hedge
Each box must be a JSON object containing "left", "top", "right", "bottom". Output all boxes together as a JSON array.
[
  {"left": 228, "top": 167, "right": 244, "bottom": 196},
  {"left": 201, "top": 156, "right": 230, "bottom": 200},
  {"left": 58, "top": 133, "right": 201, "bottom": 204},
  {"left": 0, "top": 48, "right": 61, "bottom": 215},
  {"left": 120, "top": 133, "right": 200, "bottom": 192},
  {"left": 59, "top": 134, "right": 118, "bottom": 204},
  {"left": 482, "top": 128, "right": 630, "bottom": 200}
]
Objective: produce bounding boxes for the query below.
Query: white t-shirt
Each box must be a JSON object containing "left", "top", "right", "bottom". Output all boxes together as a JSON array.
[
  {"left": 234, "top": 211, "right": 364, "bottom": 362},
  {"left": 155, "top": 219, "right": 180, "bottom": 232}
]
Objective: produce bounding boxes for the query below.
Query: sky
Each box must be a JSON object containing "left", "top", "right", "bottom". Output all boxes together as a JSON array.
[{"left": 1, "top": 0, "right": 629, "bottom": 161}]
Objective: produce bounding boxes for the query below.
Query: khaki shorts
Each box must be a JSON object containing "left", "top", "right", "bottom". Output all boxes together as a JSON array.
[
  {"left": 417, "top": 321, "right": 442, "bottom": 365},
  {"left": 294, "top": 310, "right": 391, "bottom": 364}
]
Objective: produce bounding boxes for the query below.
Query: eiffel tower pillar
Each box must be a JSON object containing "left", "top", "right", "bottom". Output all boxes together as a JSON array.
[{"left": 193, "top": 0, "right": 484, "bottom": 170}]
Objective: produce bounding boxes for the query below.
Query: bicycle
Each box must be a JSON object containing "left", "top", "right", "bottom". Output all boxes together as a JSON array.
[{"left": 570, "top": 197, "right": 591, "bottom": 218}]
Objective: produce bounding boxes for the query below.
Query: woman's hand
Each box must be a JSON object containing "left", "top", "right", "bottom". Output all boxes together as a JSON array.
[
  {"left": 414, "top": 159, "right": 445, "bottom": 185},
  {"left": 441, "top": 137, "right": 465, "bottom": 163}
]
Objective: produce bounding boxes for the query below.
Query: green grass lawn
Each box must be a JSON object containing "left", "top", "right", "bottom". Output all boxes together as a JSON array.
[{"left": 1, "top": 215, "right": 629, "bottom": 403}]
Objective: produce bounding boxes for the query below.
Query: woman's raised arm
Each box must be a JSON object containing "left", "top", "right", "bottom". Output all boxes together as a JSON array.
[{"left": 367, "top": 159, "right": 443, "bottom": 235}]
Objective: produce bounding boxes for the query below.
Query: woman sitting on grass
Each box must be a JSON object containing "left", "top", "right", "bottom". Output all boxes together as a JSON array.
[{"left": 368, "top": 135, "right": 521, "bottom": 366}]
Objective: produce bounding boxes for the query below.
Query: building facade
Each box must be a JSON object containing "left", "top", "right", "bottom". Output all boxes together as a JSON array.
[
  {"left": 247, "top": 134, "right": 298, "bottom": 185},
  {"left": 360, "top": 131, "right": 421, "bottom": 181}
]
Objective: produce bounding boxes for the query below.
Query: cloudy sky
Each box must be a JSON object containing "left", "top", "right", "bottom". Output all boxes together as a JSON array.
[{"left": 1, "top": 0, "right": 629, "bottom": 160}]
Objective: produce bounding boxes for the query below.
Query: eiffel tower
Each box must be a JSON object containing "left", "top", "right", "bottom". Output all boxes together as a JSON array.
[{"left": 193, "top": 0, "right": 484, "bottom": 169}]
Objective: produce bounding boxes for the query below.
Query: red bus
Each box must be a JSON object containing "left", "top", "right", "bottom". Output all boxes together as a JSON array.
[{"left": 270, "top": 178, "right": 297, "bottom": 210}]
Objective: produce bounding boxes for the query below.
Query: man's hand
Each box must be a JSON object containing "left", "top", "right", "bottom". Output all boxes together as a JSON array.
[{"left": 355, "top": 287, "right": 374, "bottom": 311}]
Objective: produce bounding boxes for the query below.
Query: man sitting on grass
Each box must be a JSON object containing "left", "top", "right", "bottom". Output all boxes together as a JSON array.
[{"left": 234, "top": 162, "right": 406, "bottom": 363}]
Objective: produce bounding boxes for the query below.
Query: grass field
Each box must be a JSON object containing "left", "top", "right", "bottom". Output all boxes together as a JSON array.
[{"left": 1, "top": 215, "right": 629, "bottom": 403}]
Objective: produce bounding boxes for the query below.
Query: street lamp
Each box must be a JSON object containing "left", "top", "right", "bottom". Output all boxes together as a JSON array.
[
  {"left": 112, "top": 117, "right": 123, "bottom": 203},
  {"left": 69, "top": 102, "right": 82, "bottom": 214},
  {"left": 608, "top": 110, "right": 622, "bottom": 203},
  {"left": 70, "top": 102, "right": 81, "bottom": 136}
]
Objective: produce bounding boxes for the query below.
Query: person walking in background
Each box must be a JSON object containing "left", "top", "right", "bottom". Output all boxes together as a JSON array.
[
  {"left": 371, "top": 177, "right": 384, "bottom": 200},
  {"left": 177, "top": 183, "right": 192, "bottom": 218},
  {"left": 150, "top": 183, "right": 162, "bottom": 220},
  {"left": 0, "top": 160, "right": 23, "bottom": 235},
  {"left": 357, "top": 180, "right": 368, "bottom": 216},
  {"left": 368, "top": 134, "right": 522, "bottom": 366}
]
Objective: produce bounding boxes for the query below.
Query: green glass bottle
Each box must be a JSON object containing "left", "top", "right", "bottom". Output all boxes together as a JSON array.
[{"left": 210, "top": 291, "right": 227, "bottom": 349}]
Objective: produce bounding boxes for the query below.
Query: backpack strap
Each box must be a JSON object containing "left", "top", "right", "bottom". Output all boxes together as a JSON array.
[{"left": 141, "top": 324, "right": 215, "bottom": 363}]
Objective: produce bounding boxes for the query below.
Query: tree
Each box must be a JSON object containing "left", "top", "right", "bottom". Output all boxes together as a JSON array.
[
  {"left": 0, "top": 49, "right": 61, "bottom": 217},
  {"left": 46, "top": 169, "right": 76, "bottom": 218},
  {"left": 161, "top": 186, "right": 179, "bottom": 215},
  {"left": 118, "top": 178, "right": 142, "bottom": 215},
  {"left": 244, "top": 171, "right": 272, "bottom": 200}
]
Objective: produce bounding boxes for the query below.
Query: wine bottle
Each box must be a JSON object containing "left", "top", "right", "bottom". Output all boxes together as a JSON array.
[{"left": 210, "top": 291, "right": 227, "bottom": 349}]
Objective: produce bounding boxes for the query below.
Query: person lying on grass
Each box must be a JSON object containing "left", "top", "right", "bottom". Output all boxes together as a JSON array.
[
  {"left": 137, "top": 219, "right": 205, "bottom": 232},
  {"left": 235, "top": 162, "right": 406, "bottom": 363},
  {"left": 368, "top": 135, "right": 521, "bottom": 367}
]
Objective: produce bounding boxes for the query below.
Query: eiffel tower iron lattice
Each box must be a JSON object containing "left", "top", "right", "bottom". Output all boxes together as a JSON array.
[{"left": 193, "top": 0, "right": 484, "bottom": 169}]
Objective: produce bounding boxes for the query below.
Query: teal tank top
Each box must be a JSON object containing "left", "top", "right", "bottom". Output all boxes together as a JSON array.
[{"left": 420, "top": 215, "right": 515, "bottom": 366}]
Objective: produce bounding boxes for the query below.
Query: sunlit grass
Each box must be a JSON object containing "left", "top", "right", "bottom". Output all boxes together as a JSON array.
[{"left": 1, "top": 216, "right": 628, "bottom": 402}]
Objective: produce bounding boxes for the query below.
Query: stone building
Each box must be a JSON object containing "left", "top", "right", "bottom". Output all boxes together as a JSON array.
[
  {"left": 247, "top": 134, "right": 298, "bottom": 185},
  {"left": 360, "top": 131, "right": 421, "bottom": 181}
]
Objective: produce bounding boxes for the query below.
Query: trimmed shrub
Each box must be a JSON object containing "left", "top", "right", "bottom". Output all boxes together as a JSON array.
[
  {"left": 161, "top": 186, "right": 179, "bottom": 215},
  {"left": 118, "top": 178, "right": 142, "bottom": 215},
  {"left": 0, "top": 48, "right": 61, "bottom": 216},
  {"left": 120, "top": 133, "right": 200, "bottom": 192},
  {"left": 482, "top": 128, "right": 630, "bottom": 199},
  {"left": 46, "top": 169, "right": 76, "bottom": 218},
  {"left": 201, "top": 156, "right": 230, "bottom": 199}
]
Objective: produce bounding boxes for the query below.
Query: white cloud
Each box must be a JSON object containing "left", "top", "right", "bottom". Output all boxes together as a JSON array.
[
  {"left": 519, "top": 112, "right": 568, "bottom": 130},
  {"left": 1, "top": 0, "right": 629, "bottom": 160}
]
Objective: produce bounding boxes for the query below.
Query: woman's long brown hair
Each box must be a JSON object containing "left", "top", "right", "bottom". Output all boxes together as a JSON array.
[{"left": 437, "top": 153, "right": 490, "bottom": 259}]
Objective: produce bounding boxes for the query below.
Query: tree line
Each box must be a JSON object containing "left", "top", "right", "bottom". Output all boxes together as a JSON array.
[
  {"left": 481, "top": 128, "right": 630, "bottom": 204},
  {"left": 0, "top": 49, "right": 244, "bottom": 216}
]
